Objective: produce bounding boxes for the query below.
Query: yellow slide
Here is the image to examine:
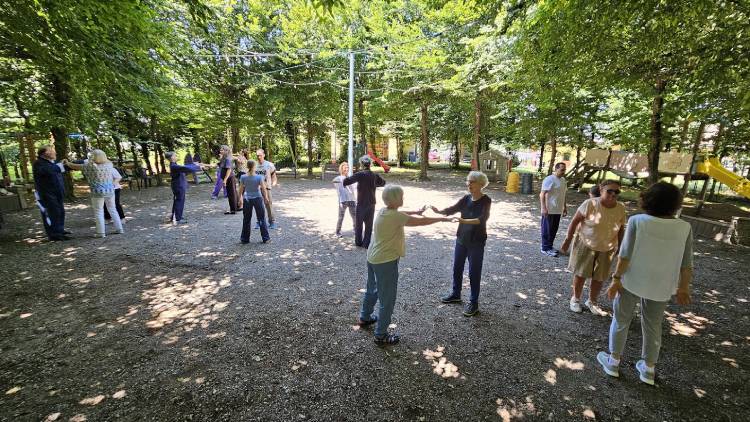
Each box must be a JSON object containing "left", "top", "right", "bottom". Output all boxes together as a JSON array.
[{"left": 696, "top": 158, "right": 750, "bottom": 199}]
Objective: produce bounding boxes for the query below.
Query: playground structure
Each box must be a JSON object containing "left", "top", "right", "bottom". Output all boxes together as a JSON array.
[
  {"left": 478, "top": 149, "right": 511, "bottom": 183},
  {"left": 567, "top": 148, "right": 750, "bottom": 200},
  {"left": 367, "top": 149, "right": 390, "bottom": 173}
]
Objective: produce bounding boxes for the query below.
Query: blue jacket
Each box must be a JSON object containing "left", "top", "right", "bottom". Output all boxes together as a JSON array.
[
  {"left": 33, "top": 158, "right": 65, "bottom": 200},
  {"left": 170, "top": 162, "right": 200, "bottom": 191}
]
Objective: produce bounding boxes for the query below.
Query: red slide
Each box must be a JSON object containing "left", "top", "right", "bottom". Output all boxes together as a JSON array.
[{"left": 367, "top": 150, "right": 391, "bottom": 173}]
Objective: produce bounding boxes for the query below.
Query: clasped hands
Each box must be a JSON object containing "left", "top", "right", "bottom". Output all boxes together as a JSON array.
[{"left": 413, "top": 205, "right": 459, "bottom": 223}]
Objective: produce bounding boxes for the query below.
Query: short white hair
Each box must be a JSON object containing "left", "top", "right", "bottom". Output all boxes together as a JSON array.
[
  {"left": 467, "top": 171, "right": 489, "bottom": 189},
  {"left": 90, "top": 149, "right": 109, "bottom": 164},
  {"left": 381, "top": 184, "right": 403, "bottom": 207}
]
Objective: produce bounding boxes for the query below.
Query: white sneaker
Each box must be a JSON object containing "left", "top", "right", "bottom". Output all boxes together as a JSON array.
[
  {"left": 585, "top": 299, "right": 608, "bottom": 316},
  {"left": 569, "top": 297, "right": 582, "bottom": 313},
  {"left": 596, "top": 351, "right": 620, "bottom": 378},
  {"left": 636, "top": 360, "right": 656, "bottom": 385}
]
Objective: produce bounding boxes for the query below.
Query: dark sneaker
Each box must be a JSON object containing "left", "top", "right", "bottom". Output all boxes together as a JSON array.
[
  {"left": 440, "top": 293, "right": 462, "bottom": 304},
  {"left": 463, "top": 302, "right": 479, "bottom": 316}
]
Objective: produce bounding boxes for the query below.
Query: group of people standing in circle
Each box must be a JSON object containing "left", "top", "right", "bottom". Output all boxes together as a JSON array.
[{"left": 31, "top": 144, "right": 695, "bottom": 386}]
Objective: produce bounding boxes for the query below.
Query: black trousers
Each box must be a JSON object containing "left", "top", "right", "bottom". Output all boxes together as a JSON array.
[
  {"left": 104, "top": 189, "right": 125, "bottom": 220},
  {"left": 354, "top": 203, "right": 376, "bottom": 248},
  {"left": 40, "top": 195, "right": 65, "bottom": 240},
  {"left": 224, "top": 174, "right": 238, "bottom": 212}
]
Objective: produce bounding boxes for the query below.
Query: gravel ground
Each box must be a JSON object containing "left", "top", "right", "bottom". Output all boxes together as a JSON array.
[{"left": 0, "top": 171, "right": 748, "bottom": 422}]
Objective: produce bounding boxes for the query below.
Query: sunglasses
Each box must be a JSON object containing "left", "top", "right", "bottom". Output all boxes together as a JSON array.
[{"left": 606, "top": 189, "right": 621, "bottom": 195}]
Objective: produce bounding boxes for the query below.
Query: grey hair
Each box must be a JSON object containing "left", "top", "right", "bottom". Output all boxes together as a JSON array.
[
  {"left": 165, "top": 151, "right": 176, "bottom": 161},
  {"left": 359, "top": 155, "right": 372, "bottom": 167},
  {"left": 90, "top": 149, "right": 109, "bottom": 164},
  {"left": 467, "top": 171, "right": 489, "bottom": 189},
  {"left": 381, "top": 184, "right": 403, "bottom": 207}
]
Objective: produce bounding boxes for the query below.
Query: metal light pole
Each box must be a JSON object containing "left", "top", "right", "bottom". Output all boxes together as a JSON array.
[{"left": 347, "top": 51, "right": 355, "bottom": 176}]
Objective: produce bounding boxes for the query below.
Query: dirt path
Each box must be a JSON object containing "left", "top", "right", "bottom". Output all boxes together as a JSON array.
[{"left": 0, "top": 172, "right": 748, "bottom": 421}]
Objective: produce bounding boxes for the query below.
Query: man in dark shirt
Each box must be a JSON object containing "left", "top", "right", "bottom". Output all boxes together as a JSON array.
[
  {"left": 33, "top": 145, "right": 70, "bottom": 241},
  {"left": 343, "top": 156, "right": 386, "bottom": 248}
]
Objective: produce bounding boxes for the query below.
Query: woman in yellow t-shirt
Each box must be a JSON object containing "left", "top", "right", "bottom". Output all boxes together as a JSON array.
[{"left": 561, "top": 180, "right": 626, "bottom": 316}]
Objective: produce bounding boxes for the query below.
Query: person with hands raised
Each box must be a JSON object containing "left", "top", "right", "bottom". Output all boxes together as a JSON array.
[
  {"left": 431, "top": 171, "right": 492, "bottom": 317},
  {"left": 596, "top": 182, "right": 694, "bottom": 386},
  {"left": 358, "top": 185, "right": 457, "bottom": 346}
]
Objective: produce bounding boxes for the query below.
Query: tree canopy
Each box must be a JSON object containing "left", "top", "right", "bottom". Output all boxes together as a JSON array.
[{"left": 1, "top": 0, "right": 748, "bottom": 187}]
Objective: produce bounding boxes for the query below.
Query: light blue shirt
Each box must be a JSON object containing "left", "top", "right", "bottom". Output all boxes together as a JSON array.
[{"left": 240, "top": 174, "right": 264, "bottom": 200}]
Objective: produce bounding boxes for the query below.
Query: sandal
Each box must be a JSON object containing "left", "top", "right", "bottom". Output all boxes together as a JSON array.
[
  {"left": 358, "top": 315, "right": 378, "bottom": 328},
  {"left": 374, "top": 333, "right": 400, "bottom": 346}
]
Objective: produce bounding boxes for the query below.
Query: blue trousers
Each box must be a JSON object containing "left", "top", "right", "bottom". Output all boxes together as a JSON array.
[
  {"left": 354, "top": 203, "right": 375, "bottom": 247},
  {"left": 39, "top": 195, "right": 65, "bottom": 240},
  {"left": 211, "top": 168, "right": 226, "bottom": 197},
  {"left": 172, "top": 188, "right": 186, "bottom": 222},
  {"left": 451, "top": 241, "right": 485, "bottom": 303},
  {"left": 360, "top": 259, "right": 399, "bottom": 337},
  {"left": 540, "top": 214, "right": 561, "bottom": 251},
  {"left": 240, "top": 197, "right": 270, "bottom": 242}
]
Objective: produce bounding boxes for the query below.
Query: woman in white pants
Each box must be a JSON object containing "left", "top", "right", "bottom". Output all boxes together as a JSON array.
[
  {"left": 67, "top": 150, "right": 124, "bottom": 237},
  {"left": 597, "top": 182, "right": 693, "bottom": 386}
]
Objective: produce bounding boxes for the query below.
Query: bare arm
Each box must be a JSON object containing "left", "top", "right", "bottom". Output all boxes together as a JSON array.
[
  {"left": 676, "top": 267, "right": 693, "bottom": 305},
  {"left": 458, "top": 218, "right": 480, "bottom": 225},
  {"left": 404, "top": 216, "right": 452, "bottom": 227},
  {"left": 65, "top": 161, "right": 83, "bottom": 170},
  {"left": 261, "top": 180, "right": 270, "bottom": 203},
  {"left": 560, "top": 211, "right": 585, "bottom": 253},
  {"left": 539, "top": 190, "right": 549, "bottom": 215},
  {"left": 606, "top": 257, "right": 630, "bottom": 300}
]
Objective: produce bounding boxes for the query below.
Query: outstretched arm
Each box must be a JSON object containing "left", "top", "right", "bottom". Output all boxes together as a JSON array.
[
  {"left": 405, "top": 216, "right": 455, "bottom": 227},
  {"left": 430, "top": 197, "right": 465, "bottom": 216}
]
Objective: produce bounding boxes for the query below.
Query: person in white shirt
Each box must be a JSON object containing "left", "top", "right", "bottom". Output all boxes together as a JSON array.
[
  {"left": 358, "top": 185, "right": 456, "bottom": 345},
  {"left": 597, "top": 182, "right": 693, "bottom": 386},
  {"left": 332, "top": 162, "right": 356, "bottom": 236},
  {"left": 104, "top": 166, "right": 126, "bottom": 222},
  {"left": 539, "top": 162, "right": 567, "bottom": 256},
  {"left": 255, "top": 149, "right": 278, "bottom": 228}
]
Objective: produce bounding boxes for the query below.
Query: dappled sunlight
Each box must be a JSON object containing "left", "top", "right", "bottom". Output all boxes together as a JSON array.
[
  {"left": 496, "top": 396, "right": 539, "bottom": 421},
  {"left": 554, "top": 358, "right": 585, "bottom": 370},
  {"left": 141, "top": 274, "right": 232, "bottom": 342},
  {"left": 665, "top": 311, "right": 713, "bottom": 337},
  {"left": 423, "top": 346, "right": 463, "bottom": 379}
]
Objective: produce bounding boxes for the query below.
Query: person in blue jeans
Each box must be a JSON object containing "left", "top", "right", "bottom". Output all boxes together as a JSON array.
[
  {"left": 430, "top": 171, "right": 491, "bottom": 317},
  {"left": 359, "top": 185, "right": 456, "bottom": 345},
  {"left": 238, "top": 160, "right": 270, "bottom": 243}
]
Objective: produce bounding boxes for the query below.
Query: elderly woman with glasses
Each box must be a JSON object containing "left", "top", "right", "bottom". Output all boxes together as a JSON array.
[{"left": 561, "top": 180, "right": 627, "bottom": 316}]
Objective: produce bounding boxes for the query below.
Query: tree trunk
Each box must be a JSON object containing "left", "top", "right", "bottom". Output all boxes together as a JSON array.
[
  {"left": 418, "top": 102, "right": 430, "bottom": 181},
  {"left": 130, "top": 143, "right": 139, "bottom": 169},
  {"left": 140, "top": 143, "right": 154, "bottom": 175},
  {"left": 358, "top": 98, "right": 367, "bottom": 156},
  {"left": 0, "top": 151, "right": 10, "bottom": 185},
  {"left": 472, "top": 94, "right": 481, "bottom": 170},
  {"left": 113, "top": 135, "right": 124, "bottom": 167},
  {"left": 285, "top": 120, "right": 298, "bottom": 169},
  {"left": 452, "top": 133, "right": 460, "bottom": 170},
  {"left": 680, "top": 121, "right": 705, "bottom": 198},
  {"left": 306, "top": 120, "right": 314, "bottom": 176},
  {"left": 537, "top": 139, "right": 546, "bottom": 173},
  {"left": 695, "top": 178, "right": 711, "bottom": 216},
  {"left": 17, "top": 134, "right": 30, "bottom": 181},
  {"left": 396, "top": 133, "right": 403, "bottom": 167},
  {"left": 155, "top": 144, "right": 166, "bottom": 173},
  {"left": 648, "top": 78, "right": 667, "bottom": 185},
  {"left": 677, "top": 118, "right": 691, "bottom": 152},
  {"left": 50, "top": 74, "right": 75, "bottom": 200},
  {"left": 25, "top": 137, "right": 35, "bottom": 175},
  {"left": 547, "top": 133, "right": 557, "bottom": 175}
]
